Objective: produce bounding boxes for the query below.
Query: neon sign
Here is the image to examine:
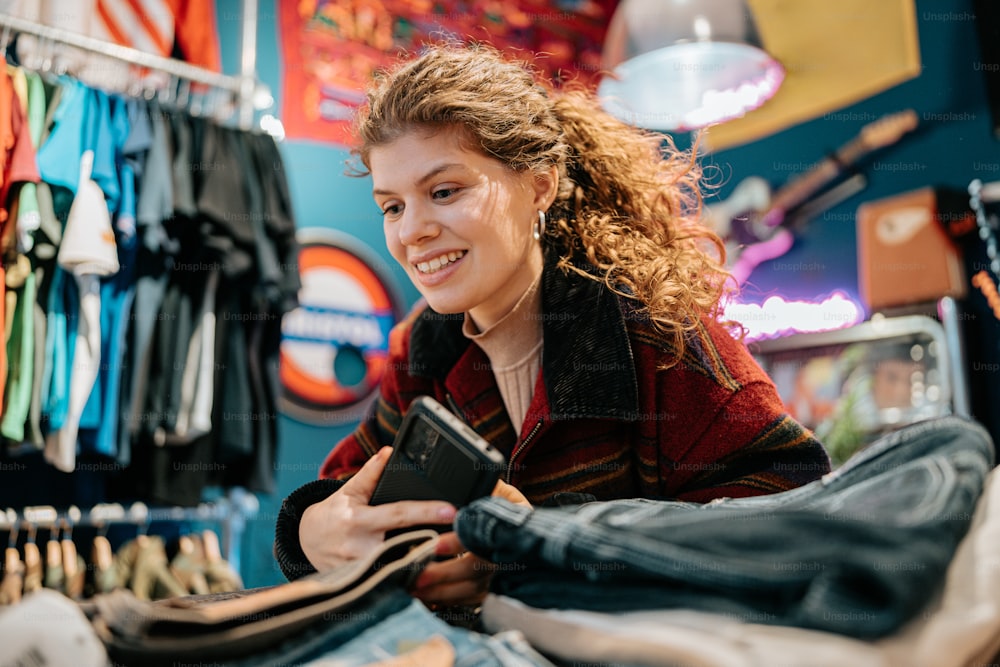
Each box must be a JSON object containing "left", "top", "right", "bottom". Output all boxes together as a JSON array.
[{"left": 724, "top": 292, "right": 865, "bottom": 342}]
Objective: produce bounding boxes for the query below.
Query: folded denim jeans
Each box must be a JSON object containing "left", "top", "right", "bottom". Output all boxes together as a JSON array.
[
  {"left": 82, "top": 529, "right": 439, "bottom": 666},
  {"left": 290, "top": 591, "right": 558, "bottom": 667},
  {"left": 478, "top": 466, "right": 1000, "bottom": 667},
  {"left": 456, "top": 416, "right": 995, "bottom": 638}
]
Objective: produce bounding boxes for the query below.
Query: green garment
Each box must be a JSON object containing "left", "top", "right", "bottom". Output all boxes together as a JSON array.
[
  {"left": 1, "top": 72, "right": 46, "bottom": 442},
  {"left": 1, "top": 267, "right": 35, "bottom": 440}
]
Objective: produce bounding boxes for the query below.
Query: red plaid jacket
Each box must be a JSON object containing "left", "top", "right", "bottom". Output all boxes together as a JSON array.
[{"left": 274, "top": 256, "right": 831, "bottom": 579}]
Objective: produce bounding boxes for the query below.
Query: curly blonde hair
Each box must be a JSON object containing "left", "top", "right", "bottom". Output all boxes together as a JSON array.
[{"left": 351, "top": 43, "right": 736, "bottom": 365}]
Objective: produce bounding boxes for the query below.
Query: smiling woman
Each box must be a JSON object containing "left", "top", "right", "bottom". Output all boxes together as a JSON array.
[
  {"left": 274, "top": 43, "right": 832, "bottom": 609},
  {"left": 369, "top": 130, "right": 554, "bottom": 330}
]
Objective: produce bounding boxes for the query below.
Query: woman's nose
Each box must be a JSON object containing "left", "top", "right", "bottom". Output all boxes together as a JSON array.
[{"left": 397, "top": 204, "right": 440, "bottom": 246}]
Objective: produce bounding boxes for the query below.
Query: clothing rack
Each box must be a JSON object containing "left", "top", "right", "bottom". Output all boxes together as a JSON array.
[
  {"left": 0, "top": 488, "right": 260, "bottom": 575},
  {"left": 969, "top": 179, "right": 1000, "bottom": 290},
  {"left": 0, "top": 0, "right": 263, "bottom": 130}
]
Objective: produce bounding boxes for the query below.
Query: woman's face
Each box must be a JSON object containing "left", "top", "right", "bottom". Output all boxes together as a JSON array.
[
  {"left": 872, "top": 358, "right": 920, "bottom": 409},
  {"left": 369, "top": 129, "right": 556, "bottom": 330}
]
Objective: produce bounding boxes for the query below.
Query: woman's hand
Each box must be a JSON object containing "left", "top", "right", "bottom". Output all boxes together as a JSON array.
[
  {"left": 410, "top": 479, "right": 532, "bottom": 606},
  {"left": 299, "top": 447, "right": 457, "bottom": 572}
]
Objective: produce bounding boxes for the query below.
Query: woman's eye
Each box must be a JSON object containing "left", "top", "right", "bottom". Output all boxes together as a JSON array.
[
  {"left": 432, "top": 188, "right": 455, "bottom": 200},
  {"left": 381, "top": 203, "right": 401, "bottom": 216}
]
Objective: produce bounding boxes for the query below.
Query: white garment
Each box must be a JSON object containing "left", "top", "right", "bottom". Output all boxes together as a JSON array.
[
  {"left": 57, "top": 152, "right": 119, "bottom": 276},
  {"left": 44, "top": 151, "right": 119, "bottom": 472},
  {"left": 0, "top": 589, "right": 107, "bottom": 667},
  {"left": 43, "top": 273, "right": 101, "bottom": 472},
  {"left": 482, "top": 595, "right": 883, "bottom": 667}
]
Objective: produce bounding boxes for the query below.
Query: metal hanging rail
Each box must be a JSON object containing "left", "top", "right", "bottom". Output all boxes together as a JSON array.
[
  {"left": 0, "top": 6, "right": 262, "bottom": 129},
  {"left": 1, "top": 489, "right": 260, "bottom": 574}
]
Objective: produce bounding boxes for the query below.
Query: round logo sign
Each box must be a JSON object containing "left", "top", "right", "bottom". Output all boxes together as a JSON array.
[{"left": 280, "top": 228, "right": 402, "bottom": 424}]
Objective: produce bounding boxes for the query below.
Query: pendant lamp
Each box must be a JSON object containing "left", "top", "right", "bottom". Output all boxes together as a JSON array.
[{"left": 598, "top": 0, "right": 784, "bottom": 132}]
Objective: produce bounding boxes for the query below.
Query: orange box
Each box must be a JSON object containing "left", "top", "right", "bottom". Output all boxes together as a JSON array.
[{"left": 857, "top": 187, "right": 968, "bottom": 311}]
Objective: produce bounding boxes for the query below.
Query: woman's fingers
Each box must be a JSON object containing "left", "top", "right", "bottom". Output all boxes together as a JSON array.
[
  {"left": 354, "top": 501, "right": 457, "bottom": 533},
  {"left": 433, "top": 531, "right": 465, "bottom": 558},
  {"left": 339, "top": 447, "right": 393, "bottom": 502},
  {"left": 411, "top": 552, "right": 495, "bottom": 606},
  {"left": 299, "top": 447, "right": 457, "bottom": 571}
]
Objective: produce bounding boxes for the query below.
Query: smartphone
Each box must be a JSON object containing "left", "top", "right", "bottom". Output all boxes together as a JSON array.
[{"left": 369, "top": 395, "right": 506, "bottom": 510}]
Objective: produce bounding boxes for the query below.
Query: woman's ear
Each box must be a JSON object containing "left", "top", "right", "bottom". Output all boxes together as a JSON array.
[{"left": 532, "top": 164, "right": 559, "bottom": 211}]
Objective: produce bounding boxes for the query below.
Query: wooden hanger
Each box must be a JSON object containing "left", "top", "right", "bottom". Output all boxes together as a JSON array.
[
  {"left": 60, "top": 518, "right": 85, "bottom": 599},
  {"left": 0, "top": 521, "right": 24, "bottom": 606},
  {"left": 21, "top": 522, "right": 42, "bottom": 594},
  {"left": 91, "top": 532, "right": 113, "bottom": 570},
  {"left": 89, "top": 503, "right": 127, "bottom": 595},
  {"left": 43, "top": 522, "right": 64, "bottom": 592},
  {"left": 169, "top": 534, "right": 209, "bottom": 596},
  {"left": 202, "top": 529, "right": 222, "bottom": 564}
]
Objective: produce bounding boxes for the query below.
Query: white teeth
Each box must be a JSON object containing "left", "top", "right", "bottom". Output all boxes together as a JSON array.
[{"left": 416, "top": 251, "right": 465, "bottom": 274}]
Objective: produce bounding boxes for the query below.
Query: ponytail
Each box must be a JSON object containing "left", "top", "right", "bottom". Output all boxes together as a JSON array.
[{"left": 546, "top": 90, "right": 735, "bottom": 364}]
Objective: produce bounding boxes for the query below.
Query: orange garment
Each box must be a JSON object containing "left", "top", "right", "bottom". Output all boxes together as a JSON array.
[
  {"left": 0, "top": 68, "right": 12, "bottom": 183},
  {"left": 93, "top": 0, "right": 222, "bottom": 71},
  {"left": 0, "top": 69, "right": 12, "bottom": 410}
]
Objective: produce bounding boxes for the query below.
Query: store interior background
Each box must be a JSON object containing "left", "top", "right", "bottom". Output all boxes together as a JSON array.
[{"left": 208, "top": 0, "right": 1000, "bottom": 588}]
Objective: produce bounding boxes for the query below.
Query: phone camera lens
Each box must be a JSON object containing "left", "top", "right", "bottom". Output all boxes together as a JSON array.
[
  {"left": 405, "top": 418, "right": 439, "bottom": 468},
  {"left": 420, "top": 430, "right": 439, "bottom": 466}
]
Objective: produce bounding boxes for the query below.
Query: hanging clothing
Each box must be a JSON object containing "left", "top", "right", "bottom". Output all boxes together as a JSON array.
[
  {"left": 78, "top": 95, "right": 145, "bottom": 460},
  {"left": 14, "top": 71, "right": 45, "bottom": 254},
  {"left": 92, "top": 0, "right": 222, "bottom": 71},
  {"left": 37, "top": 82, "right": 125, "bottom": 472},
  {"left": 1, "top": 66, "right": 41, "bottom": 419},
  {"left": 1, "top": 67, "right": 43, "bottom": 440},
  {"left": 6, "top": 0, "right": 222, "bottom": 93},
  {"left": 116, "top": 100, "right": 175, "bottom": 468},
  {"left": 0, "top": 63, "right": 297, "bottom": 508},
  {"left": 117, "top": 113, "right": 299, "bottom": 504}
]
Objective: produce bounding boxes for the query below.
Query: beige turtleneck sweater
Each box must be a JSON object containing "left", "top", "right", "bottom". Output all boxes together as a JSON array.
[{"left": 462, "top": 273, "right": 544, "bottom": 433}]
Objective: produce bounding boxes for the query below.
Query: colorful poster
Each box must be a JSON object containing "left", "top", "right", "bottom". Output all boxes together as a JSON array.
[
  {"left": 279, "top": 228, "right": 403, "bottom": 424},
  {"left": 278, "top": 0, "right": 618, "bottom": 145}
]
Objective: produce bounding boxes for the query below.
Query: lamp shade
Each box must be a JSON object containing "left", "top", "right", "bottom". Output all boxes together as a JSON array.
[{"left": 598, "top": 0, "right": 784, "bottom": 132}]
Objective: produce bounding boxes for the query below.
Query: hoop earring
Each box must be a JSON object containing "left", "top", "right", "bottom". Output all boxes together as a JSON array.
[{"left": 533, "top": 210, "right": 546, "bottom": 242}]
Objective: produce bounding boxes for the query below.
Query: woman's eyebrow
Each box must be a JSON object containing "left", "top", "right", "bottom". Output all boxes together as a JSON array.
[{"left": 372, "top": 163, "right": 465, "bottom": 196}]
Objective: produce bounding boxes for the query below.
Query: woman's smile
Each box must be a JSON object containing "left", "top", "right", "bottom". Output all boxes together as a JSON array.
[{"left": 413, "top": 250, "right": 467, "bottom": 275}]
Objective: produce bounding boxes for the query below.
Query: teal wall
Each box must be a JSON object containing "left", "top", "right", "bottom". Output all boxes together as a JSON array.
[{"left": 213, "top": 0, "right": 999, "bottom": 588}]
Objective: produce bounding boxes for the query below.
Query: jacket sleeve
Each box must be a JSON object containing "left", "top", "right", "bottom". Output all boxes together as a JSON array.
[
  {"left": 273, "top": 478, "right": 345, "bottom": 580},
  {"left": 637, "top": 316, "right": 831, "bottom": 502},
  {"left": 671, "top": 379, "right": 832, "bottom": 502}
]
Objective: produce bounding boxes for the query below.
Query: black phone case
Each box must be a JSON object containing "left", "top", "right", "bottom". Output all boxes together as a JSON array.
[{"left": 369, "top": 396, "right": 506, "bottom": 509}]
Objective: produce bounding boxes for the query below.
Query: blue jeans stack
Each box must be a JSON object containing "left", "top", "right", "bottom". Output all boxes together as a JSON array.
[
  {"left": 455, "top": 416, "right": 995, "bottom": 639},
  {"left": 185, "top": 416, "right": 991, "bottom": 665}
]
